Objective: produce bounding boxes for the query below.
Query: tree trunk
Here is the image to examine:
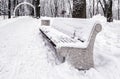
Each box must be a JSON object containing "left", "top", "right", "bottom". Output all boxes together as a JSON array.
[
  {"left": 118, "top": 0, "right": 120, "bottom": 20},
  {"left": 55, "top": 6, "right": 58, "bottom": 17},
  {"left": 99, "top": 0, "right": 113, "bottom": 22},
  {"left": 0, "top": 1, "right": 1, "bottom": 16},
  {"left": 72, "top": 0, "right": 86, "bottom": 18},
  {"left": 16, "top": 0, "right": 19, "bottom": 16},
  {"left": 35, "top": 0, "right": 40, "bottom": 18},
  {"left": 106, "top": 0, "right": 113, "bottom": 22},
  {"left": 93, "top": 0, "right": 95, "bottom": 15},
  {"left": 31, "top": 0, "right": 35, "bottom": 16},
  {"left": 13, "top": 0, "right": 17, "bottom": 10},
  {"left": 54, "top": 0, "right": 58, "bottom": 17},
  {"left": 96, "top": 0, "right": 99, "bottom": 14},
  {"left": 8, "top": 0, "right": 11, "bottom": 18}
]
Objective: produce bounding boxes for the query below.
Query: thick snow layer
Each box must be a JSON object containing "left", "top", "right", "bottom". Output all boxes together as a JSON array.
[
  {"left": 0, "top": 15, "right": 120, "bottom": 79},
  {"left": 40, "top": 26, "right": 87, "bottom": 48}
]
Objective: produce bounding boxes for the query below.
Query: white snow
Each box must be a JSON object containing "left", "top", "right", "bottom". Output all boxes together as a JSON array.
[{"left": 0, "top": 15, "right": 120, "bottom": 79}]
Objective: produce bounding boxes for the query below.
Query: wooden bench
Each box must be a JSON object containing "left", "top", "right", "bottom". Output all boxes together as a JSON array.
[{"left": 40, "top": 21, "right": 102, "bottom": 70}]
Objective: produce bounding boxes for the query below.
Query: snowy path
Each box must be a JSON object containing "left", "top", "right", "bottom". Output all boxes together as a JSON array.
[
  {"left": 0, "top": 16, "right": 120, "bottom": 79},
  {"left": 0, "top": 17, "right": 80, "bottom": 79},
  {"left": 0, "top": 17, "right": 51, "bottom": 79}
]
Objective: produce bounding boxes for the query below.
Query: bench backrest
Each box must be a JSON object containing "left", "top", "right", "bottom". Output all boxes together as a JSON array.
[{"left": 51, "top": 18, "right": 101, "bottom": 42}]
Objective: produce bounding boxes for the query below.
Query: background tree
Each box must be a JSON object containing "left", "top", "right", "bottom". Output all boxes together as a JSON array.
[
  {"left": 40, "top": 0, "right": 72, "bottom": 17},
  {"left": 8, "top": 0, "right": 11, "bottom": 18},
  {"left": 118, "top": 0, "right": 120, "bottom": 20},
  {"left": 31, "top": 0, "right": 35, "bottom": 16},
  {"left": 98, "top": 0, "right": 113, "bottom": 22},
  {"left": 93, "top": 0, "right": 95, "bottom": 15},
  {"left": 35, "top": 0, "right": 40, "bottom": 18},
  {"left": 54, "top": 0, "right": 58, "bottom": 17},
  {"left": 72, "top": 0, "right": 86, "bottom": 18},
  {"left": 106, "top": 0, "right": 113, "bottom": 22},
  {"left": 0, "top": 0, "right": 119, "bottom": 21}
]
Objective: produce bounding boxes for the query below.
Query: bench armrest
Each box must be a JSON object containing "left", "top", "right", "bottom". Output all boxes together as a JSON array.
[{"left": 86, "top": 23, "right": 102, "bottom": 49}]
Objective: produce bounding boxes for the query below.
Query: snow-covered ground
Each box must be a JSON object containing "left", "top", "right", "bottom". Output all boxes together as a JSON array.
[
  {"left": 0, "top": 16, "right": 8, "bottom": 21},
  {"left": 0, "top": 15, "right": 120, "bottom": 79}
]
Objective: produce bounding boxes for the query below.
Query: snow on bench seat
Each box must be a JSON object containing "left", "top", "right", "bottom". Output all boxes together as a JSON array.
[{"left": 40, "top": 26, "right": 86, "bottom": 48}]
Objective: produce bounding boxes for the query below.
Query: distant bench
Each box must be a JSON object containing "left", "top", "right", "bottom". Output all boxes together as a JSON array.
[{"left": 40, "top": 19, "right": 102, "bottom": 70}]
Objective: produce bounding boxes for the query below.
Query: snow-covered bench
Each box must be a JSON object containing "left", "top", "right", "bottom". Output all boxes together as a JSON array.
[{"left": 40, "top": 23, "right": 102, "bottom": 70}]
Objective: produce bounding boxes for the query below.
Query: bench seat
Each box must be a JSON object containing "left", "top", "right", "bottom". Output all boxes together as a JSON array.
[{"left": 40, "top": 27, "right": 87, "bottom": 48}]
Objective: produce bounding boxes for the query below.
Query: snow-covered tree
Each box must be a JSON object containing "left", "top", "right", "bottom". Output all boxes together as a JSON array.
[
  {"left": 0, "top": 0, "right": 120, "bottom": 21},
  {"left": 40, "top": 0, "right": 72, "bottom": 17}
]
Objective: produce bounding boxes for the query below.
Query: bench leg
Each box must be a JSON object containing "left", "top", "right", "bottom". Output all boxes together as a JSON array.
[
  {"left": 58, "top": 47, "right": 94, "bottom": 70},
  {"left": 56, "top": 48, "right": 65, "bottom": 63}
]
